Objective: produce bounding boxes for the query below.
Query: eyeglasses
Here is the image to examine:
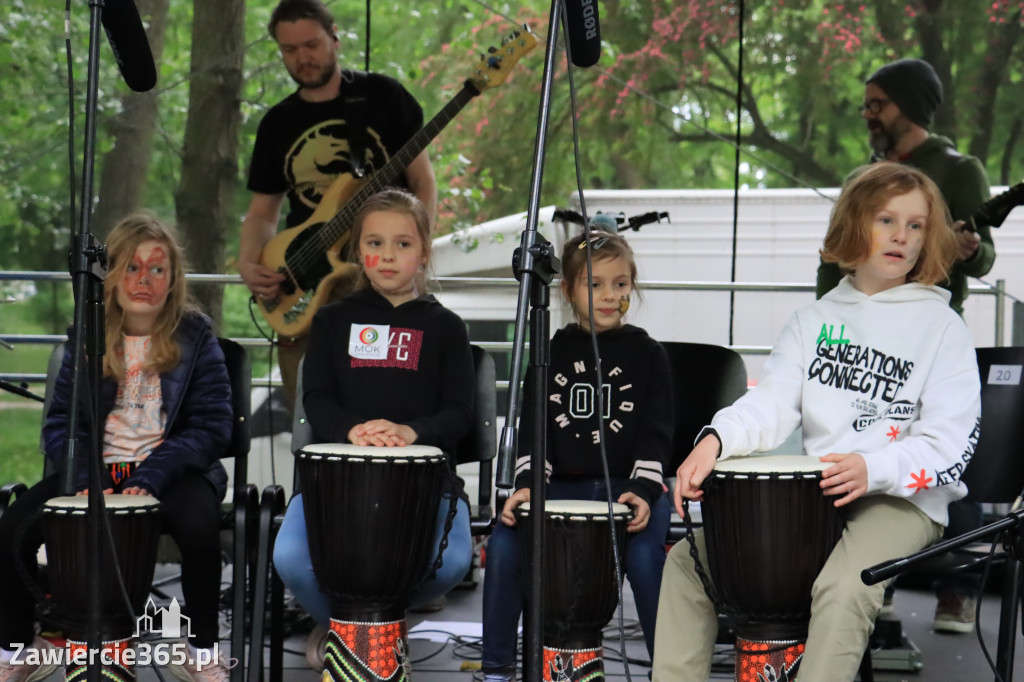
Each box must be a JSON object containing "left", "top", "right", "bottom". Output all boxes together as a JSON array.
[{"left": 858, "top": 98, "right": 891, "bottom": 115}]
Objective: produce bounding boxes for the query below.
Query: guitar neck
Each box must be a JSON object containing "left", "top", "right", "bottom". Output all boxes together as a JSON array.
[{"left": 319, "top": 82, "right": 480, "bottom": 246}]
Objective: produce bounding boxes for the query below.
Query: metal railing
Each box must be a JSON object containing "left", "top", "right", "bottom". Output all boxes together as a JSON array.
[{"left": 0, "top": 271, "right": 1009, "bottom": 387}]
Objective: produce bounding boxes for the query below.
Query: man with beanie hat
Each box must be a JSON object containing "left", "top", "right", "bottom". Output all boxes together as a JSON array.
[
  {"left": 817, "top": 57, "right": 994, "bottom": 635},
  {"left": 817, "top": 58, "right": 994, "bottom": 316}
]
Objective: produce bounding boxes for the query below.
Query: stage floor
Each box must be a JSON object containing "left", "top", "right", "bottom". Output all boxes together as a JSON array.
[{"left": 114, "top": 561, "right": 1024, "bottom": 682}]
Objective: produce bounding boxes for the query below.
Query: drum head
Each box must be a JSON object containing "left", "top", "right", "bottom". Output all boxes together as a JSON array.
[
  {"left": 298, "top": 443, "right": 444, "bottom": 460},
  {"left": 520, "top": 500, "right": 631, "bottom": 519},
  {"left": 715, "top": 454, "right": 829, "bottom": 476},
  {"left": 43, "top": 494, "right": 161, "bottom": 513}
]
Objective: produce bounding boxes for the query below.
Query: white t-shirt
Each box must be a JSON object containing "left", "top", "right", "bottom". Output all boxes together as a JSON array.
[{"left": 102, "top": 336, "right": 166, "bottom": 464}]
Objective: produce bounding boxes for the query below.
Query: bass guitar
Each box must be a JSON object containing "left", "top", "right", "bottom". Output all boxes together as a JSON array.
[
  {"left": 963, "top": 181, "right": 1024, "bottom": 233},
  {"left": 258, "top": 28, "right": 538, "bottom": 338}
]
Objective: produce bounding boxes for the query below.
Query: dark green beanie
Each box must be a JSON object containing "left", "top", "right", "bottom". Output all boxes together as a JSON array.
[{"left": 866, "top": 58, "right": 943, "bottom": 129}]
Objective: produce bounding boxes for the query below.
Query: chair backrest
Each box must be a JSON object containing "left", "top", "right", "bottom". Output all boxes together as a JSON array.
[
  {"left": 455, "top": 345, "right": 498, "bottom": 466},
  {"left": 39, "top": 343, "right": 67, "bottom": 468},
  {"left": 961, "top": 346, "right": 1024, "bottom": 504},
  {"left": 217, "top": 338, "right": 252, "bottom": 497},
  {"left": 661, "top": 341, "right": 748, "bottom": 472},
  {"left": 290, "top": 357, "right": 312, "bottom": 455}
]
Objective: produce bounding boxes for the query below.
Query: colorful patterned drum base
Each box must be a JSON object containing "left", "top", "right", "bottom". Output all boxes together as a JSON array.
[
  {"left": 542, "top": 646, "right": 603, "bottom": 681},
  {"left": 65, "top": 637, "right": 134, "bottom": 682},
  {"left": 322, "top": 618, "right": 410, "bottom": 682},
  {"left": 735, "top": 637, "right": 804, "bottom": 682}
]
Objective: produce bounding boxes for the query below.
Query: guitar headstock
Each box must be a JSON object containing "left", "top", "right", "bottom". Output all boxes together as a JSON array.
[{"left": 468, "top": 26, "right": 539, "bottom": 92}]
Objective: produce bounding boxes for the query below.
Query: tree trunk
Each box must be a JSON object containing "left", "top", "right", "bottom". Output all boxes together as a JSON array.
[
  {"left": 967, "top": 11, "right": 1022, "bottom": 166},
  {"left": 91, "top": 0, "right": 170, "bottom": 238},
  {"left": 175, "top": 0, "right": 246, "bottom": 331}
]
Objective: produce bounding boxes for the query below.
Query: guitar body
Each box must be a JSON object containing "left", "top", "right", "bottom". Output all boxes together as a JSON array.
[{"left": 258, "top": 173, "right": 367, "bottom": 339}]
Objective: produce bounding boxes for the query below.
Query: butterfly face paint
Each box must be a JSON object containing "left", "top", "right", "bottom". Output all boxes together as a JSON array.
[
  {"left": 116, "top": 240, "right": 171, "bottom": 332},
  {"left": 365, "top": 254, "right": 380, "bottom": 268},
  {"left": 618, "top": 295, "right": 630, "bottom": 315}
]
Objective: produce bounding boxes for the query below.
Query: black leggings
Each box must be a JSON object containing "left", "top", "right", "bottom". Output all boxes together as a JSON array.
[{"left": 0, "top": 473, "right": 223, "bottom": 649}]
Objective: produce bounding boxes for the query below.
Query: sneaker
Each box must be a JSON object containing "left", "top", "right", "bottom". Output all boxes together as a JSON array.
[
  {"left": 482, "top": 674, "right": 514, "bottom": 682},
  {"left": 933, "top": 593, "right": 977, "bottom": 634},
  {"left": 167, "top": 645, "right": 234, "bottom": 682},
  {"left": 0, "top": 637, "right": 59, "bottom": 682},
  {"left": 304, "top": 625, "right": 328, "bottom": 672}
]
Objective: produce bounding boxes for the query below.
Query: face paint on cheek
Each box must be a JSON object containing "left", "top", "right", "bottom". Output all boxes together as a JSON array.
[
  {"left": 365, "top": 254, "right": 380, "bottom": 268},
  {"left": 618, "top": 295, "right": 630, "bottom": 315}
]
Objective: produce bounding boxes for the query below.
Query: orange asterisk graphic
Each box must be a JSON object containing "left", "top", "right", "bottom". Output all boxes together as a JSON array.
[
  {"left": 887, "top": 425, "right": 900, "bottom": 442},
  {"left": 906, "top": 469, "right": 933, "bottom": 494}
]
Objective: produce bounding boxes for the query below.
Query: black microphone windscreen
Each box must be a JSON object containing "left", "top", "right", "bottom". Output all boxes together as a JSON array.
[
  {"left": 101, "top": 0, "right": 157, "bottom": 92},
  {"left": 564, "top": 0, "right": 601, "bottom": 68}
]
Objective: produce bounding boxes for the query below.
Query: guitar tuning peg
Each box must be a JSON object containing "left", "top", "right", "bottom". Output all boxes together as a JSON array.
[{"left": 488, "top": 46, "right": 497, "bottom": 53}]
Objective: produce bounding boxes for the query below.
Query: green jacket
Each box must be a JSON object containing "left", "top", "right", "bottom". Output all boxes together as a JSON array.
[{"left": 816, "top": 135, "right": 995, "bottom": 315}]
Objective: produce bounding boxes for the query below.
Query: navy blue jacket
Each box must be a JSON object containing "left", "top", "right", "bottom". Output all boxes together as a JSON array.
[{"left": 43, "top": 313, "right": 232, "bottom": 499}]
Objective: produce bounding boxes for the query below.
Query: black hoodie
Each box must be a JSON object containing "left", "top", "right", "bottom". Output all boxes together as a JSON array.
[
  {"left": 515, "top": 323, "right": 673, "bottom": 508},
  {"left": 302, "top": 288, "right": 474, "bottom": 459}
]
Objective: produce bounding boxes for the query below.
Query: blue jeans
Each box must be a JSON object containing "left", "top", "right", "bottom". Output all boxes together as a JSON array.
[
  {"left": 481, "top": 478, "right": 670, "bottom": 673},
  {"left": 273, "top": 491, "right": 472, "bottom": 626}
]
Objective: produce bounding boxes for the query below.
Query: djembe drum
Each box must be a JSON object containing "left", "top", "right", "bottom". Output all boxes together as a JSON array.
[
  {"left": 514, "top": 500, "right": 632, "bottom": 682},
  {"left": 296, "top": 444, "right": 454, "bottom": 682},
  {"left": 42, "top": 494, "right": 162, "bottom": 681},
  {"left": 694, "top": 455, "right": 844, "bottom": 682}
]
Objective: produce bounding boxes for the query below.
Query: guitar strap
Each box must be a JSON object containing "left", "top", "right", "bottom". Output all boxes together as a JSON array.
[{"left": 340, "top": 70, "right": 373, "bottom": 179}]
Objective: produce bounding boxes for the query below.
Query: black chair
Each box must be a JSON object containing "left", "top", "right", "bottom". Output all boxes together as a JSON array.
[
  {"left": 862, "top": 346, "right": 1024, "bottom": 681},
  {"left": 0, "top": 339, "right": 257, "bottom": 682},
  {"left": 247, "top": 344, "right": 499, "bottom": 682},
  {"left": 661, "top": 341, "right": 749, "bottom": 474},
  {"left": 660, "top": 341, "right": 748, "bottom": 542}
]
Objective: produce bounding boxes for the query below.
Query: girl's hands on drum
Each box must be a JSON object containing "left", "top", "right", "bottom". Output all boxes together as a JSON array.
[
  {"left": 617, "top": 492, "right": 650, "bottom": 532},
  {"left": 77, "top": 488, "right": 114, "bottom": 496},
  {"left": 348, "top": 420, "right": 418, "bottom": 447},
  {"left": 673, "top": 434, "right": 720, "bottom": 518},
  {"left": 819, "top": 452, "right": 868, "bottom": 507},
  {"left": 500, "top": 488, "right": 531, "bottom": 527},
  {"left": 121, "top": 486, "right": 151, "bottom": 496}
]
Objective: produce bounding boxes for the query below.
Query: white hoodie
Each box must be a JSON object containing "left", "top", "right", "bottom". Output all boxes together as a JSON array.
[{"left": 709, "top": 277, "right": 981, "bottom": 525}]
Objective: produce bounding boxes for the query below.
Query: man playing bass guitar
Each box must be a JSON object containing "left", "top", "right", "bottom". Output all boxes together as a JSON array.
[{"left": 238, "top": 0, "right": 437, "bottom": 410}]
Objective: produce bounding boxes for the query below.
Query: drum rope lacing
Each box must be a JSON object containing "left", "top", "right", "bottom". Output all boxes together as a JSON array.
[{"left": 420, "top": 473, "right": 464, "bottom": 585}]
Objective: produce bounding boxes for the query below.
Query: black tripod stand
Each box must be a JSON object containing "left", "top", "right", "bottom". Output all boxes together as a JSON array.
[{"left": 863, "top": 505, "right": 1024, "bottom": 681}]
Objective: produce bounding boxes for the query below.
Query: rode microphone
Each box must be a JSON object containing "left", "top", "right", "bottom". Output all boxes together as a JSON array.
[
  {"left": 101, "top": 0, "right": 158, "bottom": 92},
  {"left": 564, "top": 0, "right": 601, "bottom": 67}
]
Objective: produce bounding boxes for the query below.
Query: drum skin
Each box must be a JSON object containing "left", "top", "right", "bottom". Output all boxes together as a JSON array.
[
  {"left": 701, "top": 455, "right": 844, "bottom": 640},
  {"left": 41, "top": 494, "right": 162, "bottom": 640},
  {"left": 296, "top": 444, "right": 450, "bottom": 620}
]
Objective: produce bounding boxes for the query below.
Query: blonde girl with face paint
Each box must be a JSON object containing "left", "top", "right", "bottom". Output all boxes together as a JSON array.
[
  {"left": 0, "top": 214, "right": 235, "bottom": 681},
  {"left": 480, "top": 230, "right": 674, "bottom": 680},
  {"left": 271, "top": 190, "right": 474, "bottom": 669}
]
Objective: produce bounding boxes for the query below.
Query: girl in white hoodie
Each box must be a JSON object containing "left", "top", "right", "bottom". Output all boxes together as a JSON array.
[{"left": 653, "top": 162, "right": 982, "bottom": 681}]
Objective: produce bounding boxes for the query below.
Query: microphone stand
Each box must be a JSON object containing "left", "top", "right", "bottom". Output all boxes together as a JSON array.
[
  {"left": 862, "top": 507, "right": 1024, "bottom": 681},
  {"left": 494, "top": 2, "right": 564, "bottom": 680},
  {"left": 63, "top": 3, "right": 113, "bottom": 682}
]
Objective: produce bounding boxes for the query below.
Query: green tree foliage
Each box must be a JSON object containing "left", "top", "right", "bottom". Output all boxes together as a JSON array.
[{"left": 1, "top": 0, "right": 1021, "bottom": 270}]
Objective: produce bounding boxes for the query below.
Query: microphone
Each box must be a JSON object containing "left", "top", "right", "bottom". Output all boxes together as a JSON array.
[
  {"left": 101, "top": 0, "right": 158, "bottom": 92},
  {"left": 564, "top": 0, "right": 601, "bottom": 68}
]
